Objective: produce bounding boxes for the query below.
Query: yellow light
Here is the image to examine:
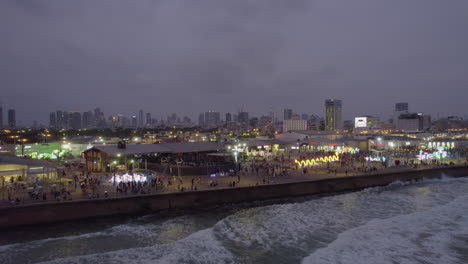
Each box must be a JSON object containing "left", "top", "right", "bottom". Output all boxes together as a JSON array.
[{"left": 294, "top": 154, "right": 340, "bottom": 167}]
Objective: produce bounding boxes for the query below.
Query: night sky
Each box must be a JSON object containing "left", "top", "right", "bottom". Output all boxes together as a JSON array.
[{"left": 1, "top": 0, "right": 468, "bottom": 126}]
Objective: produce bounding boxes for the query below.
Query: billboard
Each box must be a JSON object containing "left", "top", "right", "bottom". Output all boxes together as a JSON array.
[{"left": 355, "top": 117, "right": 368, "bottom": 128}]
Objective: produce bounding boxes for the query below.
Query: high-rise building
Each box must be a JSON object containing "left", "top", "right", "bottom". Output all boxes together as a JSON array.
[
  {"left": 146, "top": 113, "right": 151, "bottom": 126},
  {"left": 131, "top": 115, "right": 138, "bottom": 128},
  {"left": 49, "top": 112, "right": 56, "bottom": 129},
  {"left": 56, "top": 110, "right": 63, "bottom": 129},
  {"left": 204, "top": 111, "right": 220, "bottom": 128},
  {"left": 284, "top": 109, "right": 293, "bottom": 120},
  {"left": 63, "top": 111, "right": 70, "bottom": 129},
  {"left": 7, "top": 109, "right": 15, "bottom": 128},
  {"left": 0, "top": 106, "right": 3, "bottom": 128},
  {"left": 94, "top": 108, "right": 105, "bottom": 128},
  {"left": 69, "top": 111, "right": 82, "bottom": 129},
  {"left": 301, "top": 114, "right": 309, "bottom": 120},
  {"left": 225, "top": 113, "right": 232, "bottom": 123},
  {"left": 138, "top": 110, "right": 144, "bottom": 128},
  {"left": 82, "top": 111, "right": 94, "bottom": 129},
  {"left": 395, "top": 102, "right": 409, "bottom": 112},
  {"left": 238, "top": 112, "right": 249, "bottom": 125},
  {"left": 325, "top": 99, "right": 342, "bottom": 131},
  {"left": 198, "top": 113, "right": 205, "bottom": 127}
]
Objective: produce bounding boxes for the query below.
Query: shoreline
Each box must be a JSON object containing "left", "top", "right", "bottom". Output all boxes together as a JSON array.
[{"left": 1, "top": 165, "right": 468, "bottom": 229}]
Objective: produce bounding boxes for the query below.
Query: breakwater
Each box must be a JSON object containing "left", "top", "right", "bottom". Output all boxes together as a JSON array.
[{"left": 1, "top": 166, "right": 468, "bottom": 229}]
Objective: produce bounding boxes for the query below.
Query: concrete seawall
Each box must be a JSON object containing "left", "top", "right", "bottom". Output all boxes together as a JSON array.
[{"left": 1, "top": 166, "right": 468, "bottom": 229}]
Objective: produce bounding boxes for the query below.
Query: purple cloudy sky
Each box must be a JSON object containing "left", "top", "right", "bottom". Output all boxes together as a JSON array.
[{"left": 1, "top": 0, "right": 468, "bottom": 125}]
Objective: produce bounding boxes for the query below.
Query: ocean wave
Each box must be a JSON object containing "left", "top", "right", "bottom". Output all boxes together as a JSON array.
[
  {"left": 38, "top": 228, "right": 235, "bottom": 264},
  {"left": 301, "top": 194, "right": 468, "bottom": 264}
]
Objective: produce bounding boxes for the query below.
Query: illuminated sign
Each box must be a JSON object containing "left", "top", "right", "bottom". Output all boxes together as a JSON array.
[
  {"left": 294, "top": 154, "right": 340, "bottom": 167},
  {"left": 355, "top": 117, "right": 368, "bottom": 128}
]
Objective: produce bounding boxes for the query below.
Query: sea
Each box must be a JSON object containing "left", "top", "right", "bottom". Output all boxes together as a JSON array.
[{"left": 1, "top": 175, "right": 468, "bottom": 264}]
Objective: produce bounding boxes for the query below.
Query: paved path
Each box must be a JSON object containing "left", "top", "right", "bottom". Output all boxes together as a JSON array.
[{"left": 1, "top": 160, "right": 466, "bottom": 208}]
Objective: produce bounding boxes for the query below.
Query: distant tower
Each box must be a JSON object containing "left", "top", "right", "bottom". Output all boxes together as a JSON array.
[
  {"left": 198, "top": 113, "right": 205, "bottom": 127},
  {"left": 69, "top": 111, "right": 82, "bottom": 130},
  {"left": 7, "top": 109, "right": 16, "bottom": 128},
  {"left": 146, "top": 112, "right": 151, "bottom": 126},
  {"left": 325, "top": 99, "right": 342, "bottom": 131},
  {"left": 225, "top": 113, "right": 232, "bottom": 123},
  {"left": 238, "top": 112, "right": 249, "bottom": 125},
  {"left": 131, "top": 115, "right": 138, "bottom": 128},
  {"left": 56, "top": 110, "right": 63, "bottom": 129},
  {"left": 284, "top": 109, "right": 293, "bottom": 120},
  {"left": 49, "top": 112, "right": 56, "bottom": 129},
  {"left": 138, "top": 110, "right": 144, "bottom": 128}
]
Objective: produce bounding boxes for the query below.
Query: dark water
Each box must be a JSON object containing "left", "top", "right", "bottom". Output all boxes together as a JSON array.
[{"left": 1, "top": 176, "right": 468, "bottom": 264}]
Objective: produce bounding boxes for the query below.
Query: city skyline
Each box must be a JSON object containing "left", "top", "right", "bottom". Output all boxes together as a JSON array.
[{"left": 1, "top": 0, "right": 468, "bottom": 125}]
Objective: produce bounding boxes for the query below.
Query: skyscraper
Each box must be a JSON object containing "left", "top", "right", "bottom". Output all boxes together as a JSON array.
[
  {"left": 49, "top": 112, "right": 56, "bottom": 129},
  {"left": 284, "top": 109, "right": 293, "bottom": 120},
  {"left": 131, "top": 115, "right": 138, "bottom": 128},
  {"left": 225, "top": 113, "right": 232, "bottom": 123},
  {"left": 138, "top": 110, "right": 144, "bottom": 128},
  {"left": 204, "top": 111, "right": 220, "bottom": 128},
  {"left": 238, "top": 112, "right": 249, "bottom": 125},
  {"left": 63, "top": 111, "right": 70, "bottom": 129},
  {"left": 82, "top": 111, "right": 94, "bottom": 128},
  {"left": 69, "top": 111, "right": 82, "bottom": 129},
  {"left": 7, "top": 109, "right": 15, "bottom": 128},
  {"left": 94, "top": 107, "right": 105, "bottom": 128},
  {"left": 146, "top": 113, "right": 151, "bottom": 126},
  {"left": 325, "top": 99, "right": 342, "bottom": 131},
  {"left": 198, "top": 113, "right": 205, "bottom": 127},
  {"left": 56, "top": 110, "right": 63, "bottom": 129}
]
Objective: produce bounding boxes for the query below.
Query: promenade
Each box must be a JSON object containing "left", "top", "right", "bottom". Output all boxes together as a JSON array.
[{"left": 1, "top": 156, "right": 466, "bottom": 208}]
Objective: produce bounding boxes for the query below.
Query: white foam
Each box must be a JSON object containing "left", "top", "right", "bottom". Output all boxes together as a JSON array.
[
  {"left": 38, "top": 228, "right": 235, "bottom": 264},
  {"left": 302, "top": 194, "right": 468, "bottom": 264}
]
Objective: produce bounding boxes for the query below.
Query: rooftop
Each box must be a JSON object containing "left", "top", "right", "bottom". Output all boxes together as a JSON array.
[{"left": 86, "top": 142, "right": 222, "bottom": 156}]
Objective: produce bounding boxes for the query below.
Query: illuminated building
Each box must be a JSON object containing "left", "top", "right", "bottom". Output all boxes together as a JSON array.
[
  {"left": 283, "top": 119, "right": 308, "bottom": 132},
  {"left": 397, "top": 113, "right": 431, "bottom": 132},
  {"left": 325, "top": 99, "right": 342, "bottom": 131},
  {"left": 0, "top": 155, "right": 60, "bottom": 184},
  {"left": 354, "top": 116, "right": 380, "bottom": 128}
]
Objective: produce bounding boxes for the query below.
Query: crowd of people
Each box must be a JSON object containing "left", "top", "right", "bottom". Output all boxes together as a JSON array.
[{"left": 1, "top": 148, "right": 467, "bottom": 207}]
